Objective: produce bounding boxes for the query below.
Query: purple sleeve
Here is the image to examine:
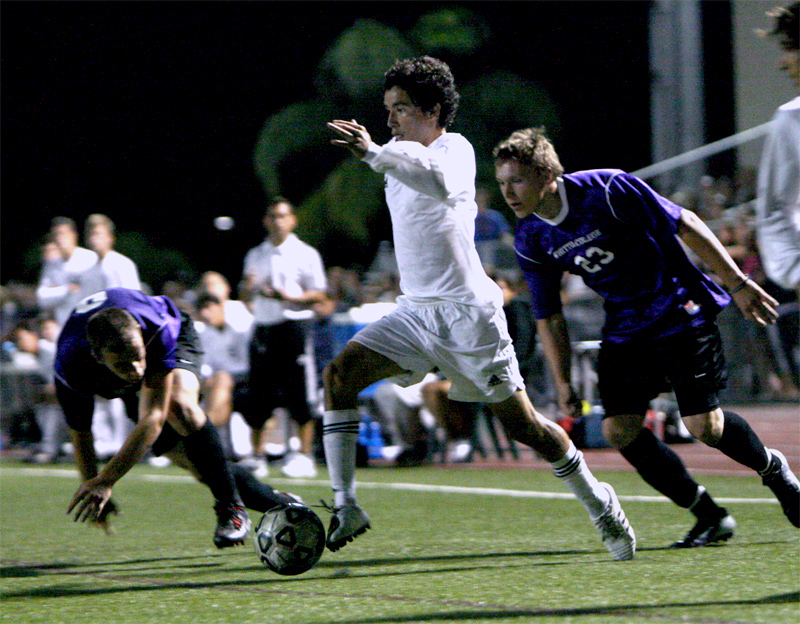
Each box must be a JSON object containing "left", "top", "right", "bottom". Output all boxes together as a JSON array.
[
  {"left": 606, "top": 172, "right": 682, "bottom": 235},
  {"left": 517, "top": 253, "right": 564, "bottom": 320}
]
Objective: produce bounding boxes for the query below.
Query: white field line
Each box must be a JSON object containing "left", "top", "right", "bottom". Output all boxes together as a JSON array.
[{"left": 1, "top": 466, "right": 778, "bottom": 506}]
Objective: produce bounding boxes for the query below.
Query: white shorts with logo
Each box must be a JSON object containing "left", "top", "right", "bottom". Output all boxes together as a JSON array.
[{"left": 350, "top": 297, "right": 525, "bottom": 403}]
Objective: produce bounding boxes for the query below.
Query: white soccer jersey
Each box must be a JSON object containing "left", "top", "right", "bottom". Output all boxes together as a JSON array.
[
  {"left": 756, "top": 96, "right": 800, "bottom": 291},
  {"left": 362, "top": 133, "right": 502, "bottom": 308}
]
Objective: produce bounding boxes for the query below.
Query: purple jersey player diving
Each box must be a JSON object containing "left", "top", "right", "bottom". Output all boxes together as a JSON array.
[
  {"left": 493, "top": 127, "right": 799, "bottom": 548},
  {"left": 55, "top": 288, "right": 297, "bottom": 547}
]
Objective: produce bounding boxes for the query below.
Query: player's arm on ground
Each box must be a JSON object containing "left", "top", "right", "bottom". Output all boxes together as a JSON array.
[
  {"left": 56, "top": 380, "right": 119, "bottom": 531},
  {"left": 68, "top": 370, "right": 171, "bottom": 526},
  {"left": 677, "top": 209, "right": 778, "bottom": 326},
  {"left": 536, "top": 312, "right": 583, "bottom": 422}
]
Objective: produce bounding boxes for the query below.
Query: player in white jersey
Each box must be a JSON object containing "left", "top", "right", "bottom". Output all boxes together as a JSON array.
[{"left": 322, "top": 56, "right": 635, "bottom": 561}]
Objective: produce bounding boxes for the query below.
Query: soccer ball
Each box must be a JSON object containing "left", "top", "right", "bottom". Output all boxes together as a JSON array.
[{"left": 253, "top": 503, "right": 326, "bottom": 575}]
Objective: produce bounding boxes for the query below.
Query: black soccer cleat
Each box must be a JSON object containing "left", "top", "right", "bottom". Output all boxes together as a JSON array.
[
  {"left": 671, "top": 512, "right": 736, "bottom": 548},
  {"left": 761, "top": 449, "right": 800, "bottom": 528}
]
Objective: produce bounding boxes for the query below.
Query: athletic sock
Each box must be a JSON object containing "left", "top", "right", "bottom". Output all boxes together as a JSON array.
[
  {"left": 619, "top": 428, "right": 703, "bottom": 509},
  {"left": 182, "top": 418, "right": 240, "bottom": 507},
  {"left": 228, "top": 462, "right": 287, "bottom": 513},
  {"left": 715, "top": 411, "right": 770, "bottom": 473},
  {"left": 551, "top": 441, "right": 609, "bottom": 518},
  {"left": 689, "top": 486, "right": 728, "bottom": 521},
  {"left": 323, "top": 409, "right": 361, "bottom": 508}
]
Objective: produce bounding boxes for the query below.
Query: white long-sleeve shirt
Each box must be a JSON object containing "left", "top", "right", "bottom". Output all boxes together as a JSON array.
[
  {"left": 756, "top": 96, "right": 800, "bottom": 291},
  {"left": 36, "top": 246, "right": 99, "bottom": 327},
  {"left": 362, "top": 133, "right": 501, "bottom": 307},
  {"left": 81, "top": 250, "right": 142, "bottom": 295}
]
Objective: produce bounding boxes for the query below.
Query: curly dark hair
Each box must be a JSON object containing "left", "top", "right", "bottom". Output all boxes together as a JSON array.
[{"left": 384, "top": 56, "right": 460, "bottom": 128}]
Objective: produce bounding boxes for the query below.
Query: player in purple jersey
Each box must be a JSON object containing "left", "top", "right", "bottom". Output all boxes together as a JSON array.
[
  {"left": 493, "top": 128, "right": 799, "bottom": 547},
  {"left": 55, "top": 288, "right": 297, "bottom": 547}
]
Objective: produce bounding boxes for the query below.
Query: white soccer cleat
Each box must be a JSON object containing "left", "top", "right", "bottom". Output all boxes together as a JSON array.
[
  {"left": 593, "top": 483, "right": 636, "bottom": 561},
  {"left": 326, "top": 503, "right": 371, "bottom": 552},
  {"left": 281, "top": 452, "right": 318, "bottom": 479}
]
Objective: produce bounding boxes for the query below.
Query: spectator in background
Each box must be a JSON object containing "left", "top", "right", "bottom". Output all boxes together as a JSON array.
[
  {"left": 83, "top": 213, "right": 143, "bottom": 459},
  {"left": 199, "top": 271, "right": 253, "bottom": 334},
  {"left": 474, "top": 187, "right": 514, "bottom": 270},
  {"left": 36, "top": 217, "right": 98, "bottom": 328},
  {"left": 13, "top": 316, "right": 67, "bottom": 464},
  {"left": 240, "top": 197, "right": 328, "bottom": 479},
  {"left": 83, "top": 214, "right": 141, "bottom": 293},
  {"left": 195, "top": 293, "right": 252, "bottom": 463},
  {"left": 756, "top": 1, "right": 800, "bottom": 297}
]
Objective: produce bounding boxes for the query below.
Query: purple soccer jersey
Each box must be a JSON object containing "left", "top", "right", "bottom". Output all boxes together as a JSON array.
[
  {"left": 514, "top": 170, "right": 730, "bottom": 342},
  {"left": 54, "top": 288, "right": 183, "bottom": 400}
]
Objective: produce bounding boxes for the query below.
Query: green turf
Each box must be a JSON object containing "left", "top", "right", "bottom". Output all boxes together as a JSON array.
[{"left": 1, "top": 461, "right": 798, "bottom": 624}]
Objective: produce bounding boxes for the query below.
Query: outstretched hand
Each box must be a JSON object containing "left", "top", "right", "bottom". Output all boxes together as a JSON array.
[
  {"left": 327, "top": 119, "right": 370, "bottom": 158},
  {"left": 731, "top": 278, "right": 779, "bottom": 327},
  {"left": 68, "top": 477, "right": 117, "bottom": 534}
]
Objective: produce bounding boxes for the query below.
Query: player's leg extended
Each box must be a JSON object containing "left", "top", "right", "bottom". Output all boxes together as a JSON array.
[
  {"left": 490, "top": 390, "right": 635, "bottom": 561},
  {"left": 604, "top": 413, "right": 734, "bottom": 547},
  {"left": 322, "top": 341, "right": 404, "bottom": 551},
  {"left": 167, "top": 368, "right": 250, "bottom": 547},
  {"left": 684, "top": 407, "right": 799, "bottom": 528}
]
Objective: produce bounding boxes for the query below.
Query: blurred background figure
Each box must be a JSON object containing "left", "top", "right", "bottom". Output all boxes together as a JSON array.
[
  {"left": 11, "top": 316, "right": 68, "bottom": 464},
  {"left": 82, "top": 214, "right": 141, "bottom": 293},
  {"left": 195, "top": 292, "right": 252, "bottom": 464},
  {"left": 199, "top": 271, "right": 253, "bottom": 334},
  {"left": 755, "top": 1, "right": 800, "bottom": 299},
  {"left": 474, "top": 187, "right": 514, "bottom": 271},
  {"left": 36, "top": 217, "right": 98, "bottom": 329},
  {"left": 240, "top": 198, "right": 328, "bottom": 479}
]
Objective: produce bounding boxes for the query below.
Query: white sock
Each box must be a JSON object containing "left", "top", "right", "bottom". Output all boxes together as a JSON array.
[
  {"left": 323, "top": 409, "right": 361, "bottom": 507},
  {"left": 551, "top": 442, "right": 610, "bottom": 518}
]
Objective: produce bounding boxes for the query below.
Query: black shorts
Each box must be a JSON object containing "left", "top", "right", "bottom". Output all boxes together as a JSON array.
[
  {"left": 597, "top": 322, "right": 727, "bottom": 418},
  {"left": 172, "top": 311, "right": 204, "bottom": 379}
]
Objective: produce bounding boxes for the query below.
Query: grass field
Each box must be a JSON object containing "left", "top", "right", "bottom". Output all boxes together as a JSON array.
[{"left": 1, "top": 461, "right": 798, "bottom": 624}]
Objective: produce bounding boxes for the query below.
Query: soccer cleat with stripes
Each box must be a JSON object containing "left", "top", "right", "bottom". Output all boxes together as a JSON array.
[
  {"left": 593, "top": 483, "right": 636, "bottom": 561},
  {"left": 326, "top": 503, "right": 371, "bottom": 552},
  {"left": 213, "top": 502, "right": 251, "bottom": 548},
  {"left": 671, "top": 512, "right": 736, "bottom": 548}
]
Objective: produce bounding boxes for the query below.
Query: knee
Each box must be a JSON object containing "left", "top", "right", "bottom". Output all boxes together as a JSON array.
[
  {"left": 169, "top": 394, "right": 206, "bottom": 434},
  {"left": 683, "top": 411, "right": 723, "bottom": 445},
  {"left": 602, "top": 416, "right": 643, "bottom": 449},
  {"left": 323, "top": 359, "right": 356, "bottom": 405}
]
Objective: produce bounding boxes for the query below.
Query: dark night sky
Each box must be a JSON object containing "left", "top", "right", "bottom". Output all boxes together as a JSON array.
[{"left": 3, "top": 1, "right": 727, "bottom": 288}]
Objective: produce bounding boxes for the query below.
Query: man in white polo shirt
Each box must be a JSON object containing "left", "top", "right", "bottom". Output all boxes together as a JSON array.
[{"left": 240, "top": 198, "right": 328, "bottom": 478}]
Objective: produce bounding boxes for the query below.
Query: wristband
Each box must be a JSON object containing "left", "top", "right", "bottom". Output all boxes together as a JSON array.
[{"left": 730, "top": 275, "right": 751, "bottom": 294}]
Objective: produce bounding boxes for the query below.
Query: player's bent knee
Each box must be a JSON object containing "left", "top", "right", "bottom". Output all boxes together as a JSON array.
[{"left": 683, "top": 412, "right": 722, "bottom": 444}]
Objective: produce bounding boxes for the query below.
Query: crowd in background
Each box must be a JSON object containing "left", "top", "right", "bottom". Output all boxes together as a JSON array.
[{"left": 1, "top": 170, "right": 798, "bottom": 470}]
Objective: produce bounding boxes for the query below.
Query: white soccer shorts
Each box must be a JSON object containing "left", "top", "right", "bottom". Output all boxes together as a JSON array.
[{"left": 350, "top": 297, "right": 525, "bottom": 403}]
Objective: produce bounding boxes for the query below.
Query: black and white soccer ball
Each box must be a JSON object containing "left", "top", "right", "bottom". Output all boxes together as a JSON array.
[{"left": 253, "top": 503, "right": 325, "bottom": 575}]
